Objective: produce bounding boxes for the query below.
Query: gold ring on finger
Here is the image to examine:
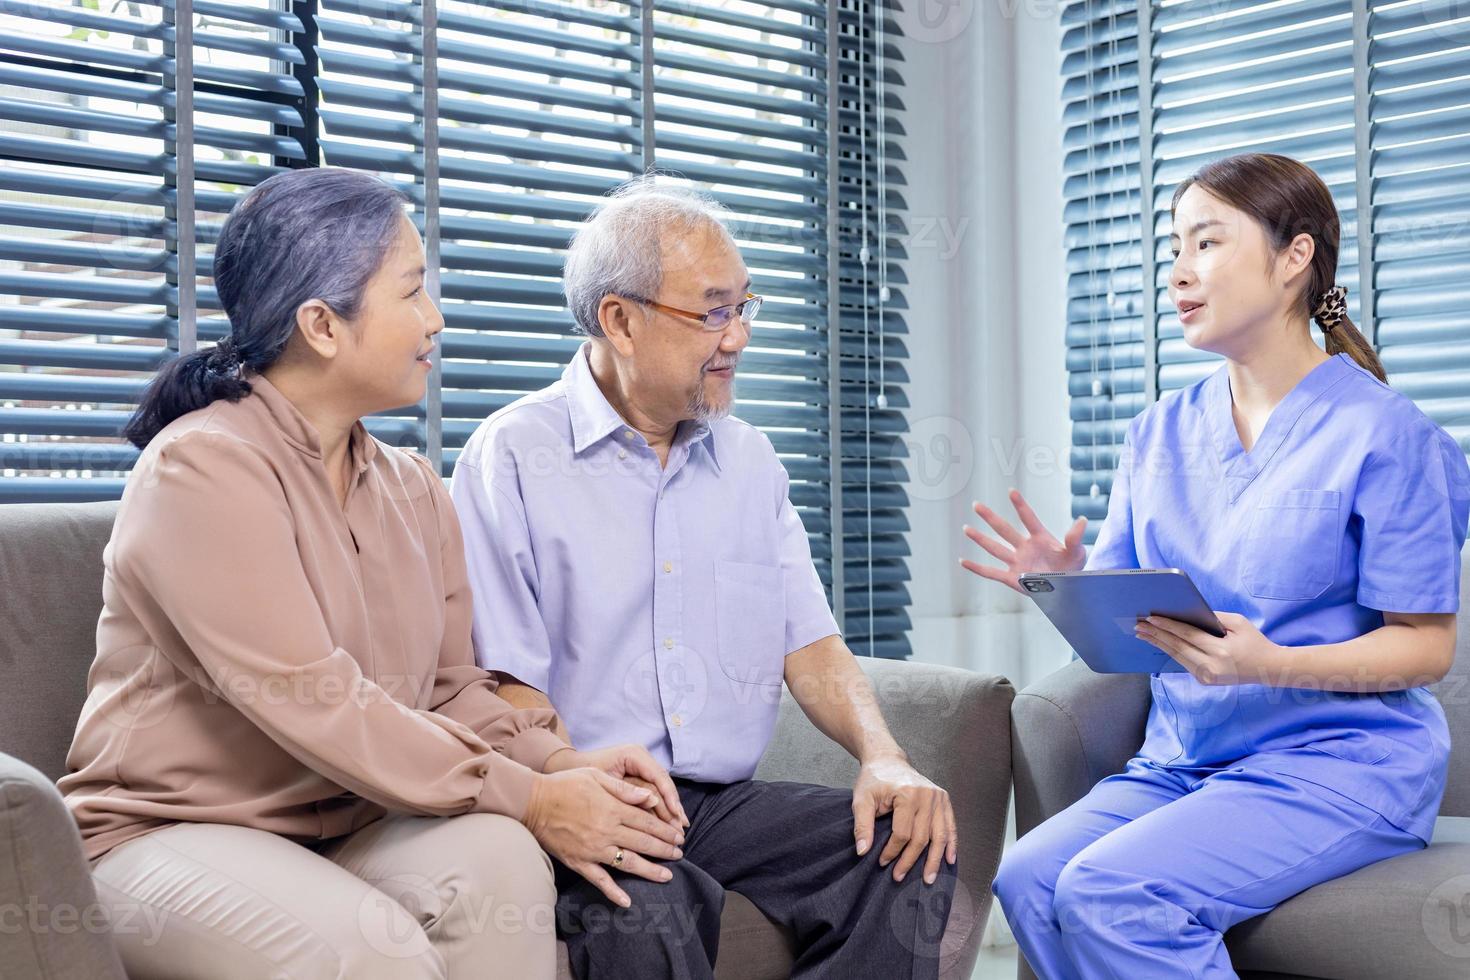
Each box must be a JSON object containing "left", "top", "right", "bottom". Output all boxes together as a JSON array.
[{"left": 612, "top": 847, "right": 625, "bottom": 869}]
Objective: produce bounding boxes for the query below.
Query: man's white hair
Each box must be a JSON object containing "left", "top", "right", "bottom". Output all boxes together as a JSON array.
[{"left": 562, "top": 176, "right": 733, "bottom": 338}]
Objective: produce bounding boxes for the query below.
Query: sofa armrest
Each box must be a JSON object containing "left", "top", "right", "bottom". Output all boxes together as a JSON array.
[
  {"left": 0, "top": 753, "right": 126, "bottom": 979},
  {"left": 1011, "top": 660, "right": 1151, "bottom": 836},
  {"left": 755, "top": 658, "right": 1015, "bottom": 980}
]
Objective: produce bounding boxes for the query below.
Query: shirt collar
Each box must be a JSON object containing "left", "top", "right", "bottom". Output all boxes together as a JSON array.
[
  {"left": 676, "top": 419, "right": 721, "bottom": 472},
  {"left": 244, "top": 369, "right": 377, "bottom": 473},
  {"left": 564, "top": 343, "right": 631, "bottom": 454},
  {"left": 563, "top": 342, "right": 722, "bottom": 472}
]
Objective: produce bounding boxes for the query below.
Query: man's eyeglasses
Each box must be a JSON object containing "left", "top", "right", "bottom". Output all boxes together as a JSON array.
[{"left": 626, "top": 292, "right": 763, "bottom": 332}]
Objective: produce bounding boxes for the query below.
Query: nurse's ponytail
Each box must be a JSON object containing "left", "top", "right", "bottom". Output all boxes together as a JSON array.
[
  {"left": 1309, "top": 283, "right": 1384, "bottom": 382},
  {"left": 1171, "top": 153, "right": 1388, "bottom": 384}
]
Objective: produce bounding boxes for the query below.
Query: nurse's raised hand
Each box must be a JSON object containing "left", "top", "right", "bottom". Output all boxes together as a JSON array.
[
  {"left": 961, "top": 488, "right": 1089, "bottom": 594},
  {"left": 1135, "top": 611, "right": 1281, "bottom": 686}
]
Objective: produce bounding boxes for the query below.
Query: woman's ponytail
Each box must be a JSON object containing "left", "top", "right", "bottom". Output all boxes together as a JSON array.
[
  {"left": 122, "top": 338, "right": 252, "bottom": 449},
  {"left": 1312, "top": 285, "right": 1387, "bottom": 383}
]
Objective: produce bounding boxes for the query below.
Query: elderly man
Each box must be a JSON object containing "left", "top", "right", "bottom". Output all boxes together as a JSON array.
[{"left": 450, "top": 179, "right": 957, "bottom": 979}]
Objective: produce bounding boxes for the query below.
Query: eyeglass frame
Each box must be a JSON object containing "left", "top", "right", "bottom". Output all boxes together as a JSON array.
[{"left": 622, "top": 291, "right": 763, "bottom": 332}]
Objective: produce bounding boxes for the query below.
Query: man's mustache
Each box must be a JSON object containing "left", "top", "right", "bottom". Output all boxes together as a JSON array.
[{"left": 704, "top": 356, "right": 740, "bottom": 374}]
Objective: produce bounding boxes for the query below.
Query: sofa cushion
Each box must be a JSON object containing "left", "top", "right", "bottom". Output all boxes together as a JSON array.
[
  {"left": 0, "top": 501, "right": 117, "bottom": 781},
  {"left": 712, "top": 891, "right": 798, "bottom": 979},
  {"left": 0, "top": 753, "right": 126, "bottom": 978},
  {"left": 1227, "top": 816, "right": 1470, "bottom": 979}
]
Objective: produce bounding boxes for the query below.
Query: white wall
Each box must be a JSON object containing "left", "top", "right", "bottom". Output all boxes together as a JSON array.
[{"left": 897, "top": 0, "right": 1075, "bottom": 692}]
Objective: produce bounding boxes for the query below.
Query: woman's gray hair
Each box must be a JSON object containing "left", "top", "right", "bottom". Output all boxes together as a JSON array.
[
  {"left": 124, "top": 167, "right": 409, "bottom": 448},
  {"left": 562, "top": 176, "right": 732, "bottom": 337},
  {"left": 215, "top": 168, "right": 409, "bottom": 364}
]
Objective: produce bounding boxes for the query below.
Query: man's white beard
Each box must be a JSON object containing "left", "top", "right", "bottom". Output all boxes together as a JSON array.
[{"left": 686, "top": 378, "right": 734, "bottom": 423}]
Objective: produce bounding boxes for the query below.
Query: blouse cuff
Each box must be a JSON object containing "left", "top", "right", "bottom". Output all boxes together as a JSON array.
[
  {"left": 502, "top": 725, "right": 570, "bottom": 775},
  {"left": 474, "top": 754, "right": 539, "bottom": 821}
]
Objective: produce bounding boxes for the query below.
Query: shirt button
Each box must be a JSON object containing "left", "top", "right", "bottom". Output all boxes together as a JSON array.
[
  {"left": 663, "top": 561, "right": 673, "bottom": 573},
  {"left": 618, "top": 449, "right": 628, "bottom": 459},
  {"left": 671, "top": 714, "right": 683, "bottom": 728},
  {"left": 663, "top": 637, "right": 674, "bottom": 649},
  {"left": 623, "top": 430, "right": 634, "bottom": 440}
]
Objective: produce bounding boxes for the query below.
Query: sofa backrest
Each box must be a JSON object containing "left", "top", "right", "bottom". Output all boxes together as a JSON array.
[
  {"left": 0, "top": 502, "right": 119, "bottom": 782},
  {"left": 3, "top": 500, "right": 1470, "bottom": 810}
]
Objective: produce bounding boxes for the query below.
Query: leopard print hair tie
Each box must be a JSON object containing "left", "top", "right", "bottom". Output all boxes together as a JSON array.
[{"left": 1312, "top": 284, "right": 1348, "bottom": 333}]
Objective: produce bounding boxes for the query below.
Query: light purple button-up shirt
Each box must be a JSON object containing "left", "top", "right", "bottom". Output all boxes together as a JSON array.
[{"left": 450, "top": 343, "right": 840, "bottom": 782}]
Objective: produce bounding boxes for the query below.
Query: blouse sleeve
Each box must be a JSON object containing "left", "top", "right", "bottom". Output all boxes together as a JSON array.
[
  {"left": 114, "top": 431, "right": 554, "bottom": 821},
  {"left": 407, "top": 451, "right": 567, "bottom": 766}
]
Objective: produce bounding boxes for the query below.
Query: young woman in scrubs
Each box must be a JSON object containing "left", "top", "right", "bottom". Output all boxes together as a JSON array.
[{"left": 963, "top": 152, "right": 1470, "bottom": 979}]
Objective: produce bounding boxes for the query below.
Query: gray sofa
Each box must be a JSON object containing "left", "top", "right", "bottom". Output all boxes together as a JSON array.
[
  {"left": 1012, "top": 572, "right": 1470, "bottom": 980},
  {"left": 0, "top": 501, "right": 1015, "bottom": 980}
]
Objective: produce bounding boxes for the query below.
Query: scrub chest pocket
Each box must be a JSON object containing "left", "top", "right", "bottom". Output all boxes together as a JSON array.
[
  {"left": 714, "top": 560, "right": 787, "bottom": 686},
  {"left": 1243, "top": 489, "right": 1342, "bottom": 601}
]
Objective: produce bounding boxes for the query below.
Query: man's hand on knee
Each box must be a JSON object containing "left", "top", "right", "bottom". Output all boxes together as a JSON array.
[{"left": 851, "top": 756, "right": 957, "bottom": 886}]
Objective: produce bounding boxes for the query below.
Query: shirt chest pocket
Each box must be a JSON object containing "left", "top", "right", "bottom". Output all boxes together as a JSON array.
[
  {"left": 1242, "top": 488, "right": 1342, "bottom": 601},
  {"left": 714, "top": 560, "right": 787, "bottom": 687}
]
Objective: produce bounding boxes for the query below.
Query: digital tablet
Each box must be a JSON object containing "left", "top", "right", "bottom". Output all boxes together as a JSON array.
[{"left": 1019, "top": 569, "right": 1226, "bottom": 674}]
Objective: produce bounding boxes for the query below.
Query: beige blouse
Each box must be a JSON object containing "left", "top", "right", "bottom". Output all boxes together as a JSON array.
[{"left": 60, "top": 373, "right": 564, "bottom": 860}]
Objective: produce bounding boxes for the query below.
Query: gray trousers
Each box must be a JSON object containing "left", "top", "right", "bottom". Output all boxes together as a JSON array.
[{"left": 555, "top": 778, "right": 957, "bottom": 980}]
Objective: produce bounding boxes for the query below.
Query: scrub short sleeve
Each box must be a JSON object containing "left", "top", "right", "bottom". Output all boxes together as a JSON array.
[
  {"left": 1085, "top": 418, "right": 1141, "bottom": 571},
  {"left": 1355, "top": 417, "right": 1470, "bottom": 613}
]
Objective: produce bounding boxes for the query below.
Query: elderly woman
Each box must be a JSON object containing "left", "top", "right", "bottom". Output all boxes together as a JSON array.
[{"left": 60, "top": 168, "right": 688, "bottom": 980}]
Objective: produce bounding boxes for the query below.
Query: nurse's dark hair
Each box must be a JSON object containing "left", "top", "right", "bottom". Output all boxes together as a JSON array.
[
  {"left": 122, "top": 168, "right": 409, "bottom": 449},
  {"left": 1170, "top": 152, "right": 1387, "bottom": 383}
]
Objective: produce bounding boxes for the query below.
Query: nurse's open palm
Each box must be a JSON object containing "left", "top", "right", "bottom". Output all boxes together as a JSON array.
[{"left": 961, "top": 489, "right": 1088, "bottom": 594}]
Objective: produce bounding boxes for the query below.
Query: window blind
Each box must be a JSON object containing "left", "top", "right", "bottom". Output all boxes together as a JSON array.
[
  {"left": 1060, "top": 0, "right": 1144, "bottom": 530},
  {"left": 1060, "top": 0, "right": 1470, "bottom": 535},
  {"left": 1151, "top": 0, "right": 1358, "bottom": 399},
  {"left": 2, "top": 0, "right": 914, "bottom": 657},
  {"left": 0, "top": 0, "right": 307, "bottom": 500},
  {"left": 837, "top": 0, "right": 912, "bottom": 656},
  {"left": 1367, "top": 0, "right": 1470, "bottom": 449}
]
